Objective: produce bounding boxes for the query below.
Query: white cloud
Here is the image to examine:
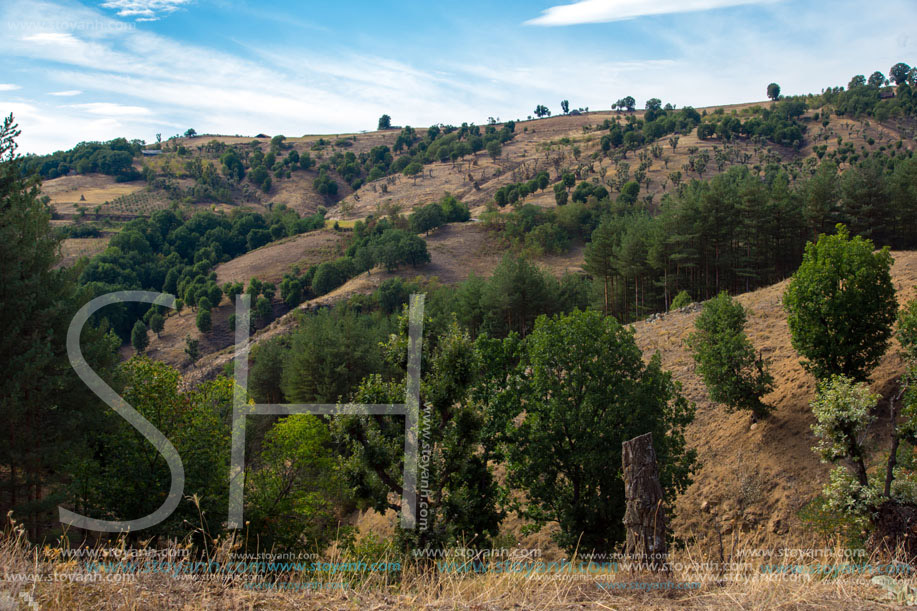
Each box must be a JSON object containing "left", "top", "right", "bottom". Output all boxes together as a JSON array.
[
  {"left": 23, "top": 32, "right": 80, "bottom": 45},
  {"left": 99, "top": 0, "right": 191, "bottom": 21},
  {"left": 0, "top": 84, "right": 21, "bottom": 91},
  {"left": 2, "top": 0, "right": 916, "bottom": 154},
  {"left": 68, "top": 102, "right": 152, "bottom": 116},
  {"left": 48, "top": 90, "right": 82, "bottom": 96},
  {"left": 525, "top": 0, "right": 779, "bottom": 25}
]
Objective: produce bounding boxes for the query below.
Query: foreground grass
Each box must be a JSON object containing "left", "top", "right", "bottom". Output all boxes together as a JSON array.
[{"left": 0, "top": 515, "right": 909, "bottom": 610}]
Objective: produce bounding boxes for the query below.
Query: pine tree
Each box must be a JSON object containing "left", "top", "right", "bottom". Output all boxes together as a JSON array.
[{"left": 0, "top": 114, "right": 117, "bottom": 535}]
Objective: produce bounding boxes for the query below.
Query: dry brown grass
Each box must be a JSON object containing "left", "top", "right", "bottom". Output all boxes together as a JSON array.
[
  {"left": 56, "top": 236, "right": 111, "bottom": 268},
  {"left": 214, "top": 229, "right": 347, "bottom": 286},
  {"left": 1, "top": 511, "right": 906, "bottom": 610},
  {"left": 632, "top": 251, "right": 917, "bottom": 545}
]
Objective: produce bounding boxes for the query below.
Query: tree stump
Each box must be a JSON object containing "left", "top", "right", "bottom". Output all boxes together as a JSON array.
[{"left": 622, "top": 433, "right": 667, "bottom": 571}]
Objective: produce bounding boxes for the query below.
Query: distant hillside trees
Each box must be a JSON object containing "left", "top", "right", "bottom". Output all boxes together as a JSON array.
[
  {"left": 687, "top": 292, "right": 774, "bottom": 422},
  {"left": 377, "top": 114, "right": 391, "bottom": 130},
  {"left": 814, "top": 64, "right": 917, "bottom": 119},
  {"left": 409, "top": 193, "right": 469, "bottom": 234},
  {"left": 868, "top": 71, "right": 886, "bottom": 88},
  {"left": 19, "top": 136, "right": 142, "bottom": 181},
  {"left": 612, "top": 96, "right": 636, "bottom": 111},
  {"left": 534, "top": 104, "right": 551, "bottom": 118},
  {"left": 890, "top": 62, "right": 912, "bottom": 86},
  {"left": 784, "top": 225, "right": 897, "bottom": 382},
  {"left": 78, "top": 205, "right": 324, "bottom": 340}
]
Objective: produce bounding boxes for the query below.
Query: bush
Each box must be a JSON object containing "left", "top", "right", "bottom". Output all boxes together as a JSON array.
[
  {"left": 669, "top": 290, "right": 691, "bottom": 310},
  {"left": 196, "top": 308, "right": 212, "bottom": 333},
  {"left": 686, "top": 292, "right": 774, "bottom": 421}
]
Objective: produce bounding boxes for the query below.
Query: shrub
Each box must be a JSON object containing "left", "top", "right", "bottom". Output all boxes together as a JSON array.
[{"left": 686, "top": 292, "right": 774, "bottom": 421}]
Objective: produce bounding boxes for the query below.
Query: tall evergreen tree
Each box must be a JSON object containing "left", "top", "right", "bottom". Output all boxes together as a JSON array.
[{"left": 0, "top": 115, "right": 118, "bottom": 536}]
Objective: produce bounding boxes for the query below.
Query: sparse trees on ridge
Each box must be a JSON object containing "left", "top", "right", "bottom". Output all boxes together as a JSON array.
[{"left": 890, "top": 62, "right": 912, "bottom": 86}]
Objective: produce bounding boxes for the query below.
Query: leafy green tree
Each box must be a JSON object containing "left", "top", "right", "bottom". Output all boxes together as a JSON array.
[
  {"left": 184, "top": 335, "right": 200, "bottom": 365},
  {"left": 560, "top": 99, "right": 569, "bottom": 114},
  {"left": 149, "top": 312, "right": 165, "bottom": 337},
  {"left": 312, "top": 260, "right": 348, "bottom": 295},
  {"left": 254, "top": 295, "right": 273, "bottom": 325},
  {"left": 848, "top": 74, "right": 866, "bottom": 89},
  {"left": 808, "top": 375, "right": 885, "bottom": 532},
  {"left": 553, "top": 183, "right": 568, "bottom": 206},
  {"left": 377, "top": 114, "right": 392, "bottom": 130},
  {"left": 783, "top": 225, "right": 897, "bottom": 381},
  {"left": 246, "top": 414, "right": 348, "bottom": 551},
  {"left": 131, "top": 320, "right": 149, "bottom": 353},
  {"left": 492, "top": 309, "right": 695, "bottom": 552},
  {"left": 686, "top": 292, "right": 774, "bottom": 421},
  {"left": 767, "top": 82, "right": 781, "bottom": 100},
  {"left": 890, "top": 62, "right": 912, "bottom": 86},
  {"left": 614, "top": 96, "right": 636, "bottom": 111},
  {"left": 480, "top": 255, "right": 555, "bottom": 337},
  {"left": 868, "top": 71, "right": 886, "bottom": 88},
  {"left": 403, "top": 161, "right": 422, "bottom": 184},
  {"left": 184, "top": 128, "right": 197, "bottom": 137},
  {"left": 534, "top": 104, "right": 551, "bottom": 118},
  {"left": 196, "top": 308, "right": 212, "bottom": 333},
  {"left": 67, "top": 358, "right": 231, "bottom": 539},
  {"left": 486, "top": 140, "right": 502, "bottom": 162},
  {"left": 410, "top": 203, "right": 444, "bottom": 235}
]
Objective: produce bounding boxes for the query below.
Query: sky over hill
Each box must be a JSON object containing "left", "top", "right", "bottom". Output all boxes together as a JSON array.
[{"left": 1, "top": 0, "right": 915, "bottom": 153}]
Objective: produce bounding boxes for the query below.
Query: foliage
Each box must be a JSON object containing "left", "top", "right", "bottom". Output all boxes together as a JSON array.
[
  {"left": 767, "top": 82, "right": 781, "bottom": 100},
  {"left": 66, "top": 358, "right": 232, "bottom": 539},
  {"left": 245, "top": 414, "right": 349, "bottom": 551},
  {"left": 280, "top": 308, "right": 394, "bottom": 404},
  {"left": 131, "top": 320, "right": 149, "bottom": 352},
  {"left": 491, "top": 309, "right": 695, "bottom": 552},
  {"left": 0, "top": 114, "right": 120, "bottom": 533},
  {"left": 669, "top": 290, "right": 691, "bottom": 310},
  {"left": 333, "top": 313, "right": 505, "bottom": 551},
  {"left": 687, "top": 292, "right": 774, "bottom": 421},
  {"left": 784, "top": 225, "right": 897, "bottom": 381},
  {"left": 19, "top": 136, "right": 142, "bottom": 180}
]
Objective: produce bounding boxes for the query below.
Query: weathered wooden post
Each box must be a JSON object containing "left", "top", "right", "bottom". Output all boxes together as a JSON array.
[{"left": 622, "top": 432, "right": 667, "bottom": 571}]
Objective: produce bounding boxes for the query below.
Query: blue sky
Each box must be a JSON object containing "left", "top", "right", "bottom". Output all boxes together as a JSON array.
[{"left": 1, "top": 0, "right": 915, "bottom": 154}]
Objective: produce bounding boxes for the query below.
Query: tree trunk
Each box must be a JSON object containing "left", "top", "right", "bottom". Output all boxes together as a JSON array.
[{"left": 622, "top": 433, "right": 667, "bottom": 571}]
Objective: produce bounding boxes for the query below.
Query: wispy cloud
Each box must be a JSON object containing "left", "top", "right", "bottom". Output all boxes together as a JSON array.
[
  {"left": 22, "top": 32, "right": 80, "bottom": 44},
  {"left": 99, "top": 0, "right": 192, "bottom": 21},
  {"left": 0, "top": 84, "right": 21, "bottom": 91},
  {"left": 68, "top": 102, "right": 152, "bottom": 116},
  {"left": 48, "top": 90, "right": 81, "bottom": 96},
  {"left": 525, "top": 0, "right": 779, "bottom": 26}
]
